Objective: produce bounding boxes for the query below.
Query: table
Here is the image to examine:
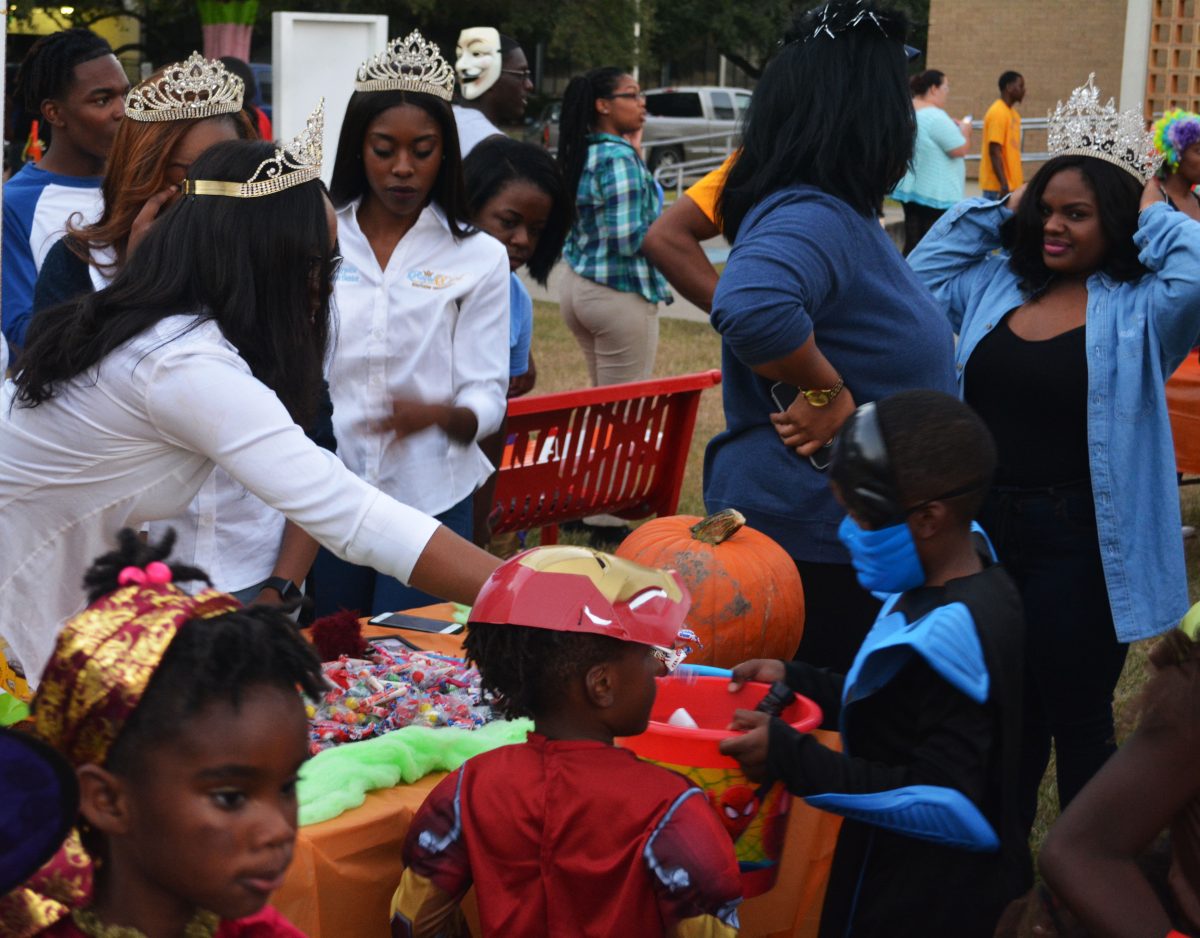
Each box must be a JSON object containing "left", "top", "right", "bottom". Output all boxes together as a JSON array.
[
  {"left": 1168, "top": 354, "right": 1200, "bottom": 475},
  {"left": 274, "top": 607, "right": 840, "bottom": 937}
]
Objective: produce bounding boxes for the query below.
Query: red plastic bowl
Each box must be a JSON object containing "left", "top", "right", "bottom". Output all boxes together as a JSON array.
[{"left": 618, "top": 676, "right": 823, "bottom": 770}]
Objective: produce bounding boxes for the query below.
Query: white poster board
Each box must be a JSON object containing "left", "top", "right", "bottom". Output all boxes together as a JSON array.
[{"left": 272, "top": 12, "right": 389, "bottom": 185}]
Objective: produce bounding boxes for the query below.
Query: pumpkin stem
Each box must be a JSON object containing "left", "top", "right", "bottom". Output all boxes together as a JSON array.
[{"left": 689, "top": 509, "right": 746, "bottom": 546}]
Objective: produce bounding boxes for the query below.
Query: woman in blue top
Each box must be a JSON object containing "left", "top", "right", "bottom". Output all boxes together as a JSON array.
[
  {"left": 909, "top": 86, "right": 1200, "bottom": 828},
  {"left": 706, "top": 0, "right": 957, "bottom": 672},
  {"left": 891, "top": 69, "right": 973, "bottom": 255},
  {"left": 557, "top": 66, "right": 671, "bottom": 389}
]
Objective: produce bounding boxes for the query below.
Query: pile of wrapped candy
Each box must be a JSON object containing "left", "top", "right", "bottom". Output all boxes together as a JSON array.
[{"left": 308, "top": 643, "right": 493, "bottom": 752}]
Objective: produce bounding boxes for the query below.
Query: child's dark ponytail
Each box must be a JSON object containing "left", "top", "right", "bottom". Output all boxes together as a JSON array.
[
  {"left": 556, "top": 66, "right": 625, "bottom": 217},
  {"left": 82, "top": 527, "right": 211, "bottom": 603}
]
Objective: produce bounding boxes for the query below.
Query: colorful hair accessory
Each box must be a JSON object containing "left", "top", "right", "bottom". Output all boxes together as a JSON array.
[
  {"left": 116, "top": 561, "right": 173, "bottom": 587},
  {"left": 33, "top": 584, "right": 239, "bottom": 768},
  {"left": 1153, "top": 109, "right": 1200, "bottom": 171},
  {"left": 124, "top": 51, "right": 244, "bottom": 123},
  {"left": 355, "top": 29, "right": 456, "bottom": 100}
]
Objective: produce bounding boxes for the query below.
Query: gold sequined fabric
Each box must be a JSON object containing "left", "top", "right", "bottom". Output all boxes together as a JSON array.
[{"left": 33, "top": 584, "right": 240, "bottom": 767}]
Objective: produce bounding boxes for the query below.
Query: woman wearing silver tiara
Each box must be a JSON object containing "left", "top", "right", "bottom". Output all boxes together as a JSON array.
[
  {"left": 314, "top": 31, "right": 509, "bottom": 617},
  {"left": 910, "top": 75, "right": 1200, "bottom": 829},
  {"left": 0, "top": 104, "right": 502, "bottom": 689},
  {"left": 29, "top": 54, "right": 326, "bottom": 611}
]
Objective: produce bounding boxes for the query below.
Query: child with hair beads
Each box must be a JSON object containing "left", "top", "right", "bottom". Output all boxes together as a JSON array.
[
  {"left": 390, "top": 546, "right": 743, "bottom": 937},
  {"left": 720, "top": 391, "right": 1029, "bottom": 938},
  {"left": 1038, "top": 605, "right": 1200, "bottom": 938},
  {"left": 0, "top": 528, "right": 323, "bottom": 938}
]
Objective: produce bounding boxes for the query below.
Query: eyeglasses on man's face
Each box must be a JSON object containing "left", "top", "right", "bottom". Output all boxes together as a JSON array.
[{"left": 501, "top": 68, "right": 533, "bottom": 81}]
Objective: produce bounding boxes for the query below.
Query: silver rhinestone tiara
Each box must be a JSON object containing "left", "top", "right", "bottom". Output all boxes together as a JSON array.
[
  {"left": 1047, "top": 74, "right": 1162, "bottom": 182},
  {"left": 355, "top": 29, "right": 455, "bottom": 100},
  {"left": 182, "top": 99, "right": 323, "bottom": 200},
  {"left": 125, "top": 52, "right": 245, "bottom": 123}
]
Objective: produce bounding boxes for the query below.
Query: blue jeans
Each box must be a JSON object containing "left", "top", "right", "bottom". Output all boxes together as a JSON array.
[
  {"left": 310, "top": 494, "right": 474, "bottom": 618},
  {"left": 978, "top": 481, "right": 1128, "bottom": 828}
]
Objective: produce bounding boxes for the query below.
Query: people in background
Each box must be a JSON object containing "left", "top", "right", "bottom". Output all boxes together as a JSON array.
[
  {"left": 705, "top": 0, "right": 955, "bottom": 671},
  {"left": 219, "top": 55, "right": 273, "bottom": 141},
  {"left": 910, "top": 80, "right": 1200, "bottom": 828},
  {"left": 463, "top": 136, "right": 571, "bottom": 547},
  {"left": 980, "top": 70, "right": 1025, "bottom": 200},
  {"left": 891, "top": 69, "right": 972, "bottom": 255},
  {"left": 1, "top": 132, "right": 501, "bottom": 692},
  {"left": 3, "top": 28, "right": 128, "bottom": 349},
  {"left": 1153, "top": 109, "right": 1200, "bottom": 221},
  {"left": 315, "top": 30, "right": 509, "bottom": 616},
  {"left": 452, "top": 27, "right": 533, "bottom": 155}
]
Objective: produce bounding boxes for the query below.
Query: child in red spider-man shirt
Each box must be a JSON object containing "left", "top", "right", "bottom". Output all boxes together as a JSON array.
[{"left": 389, "top": 546, "right": 743, "bottom": 938}]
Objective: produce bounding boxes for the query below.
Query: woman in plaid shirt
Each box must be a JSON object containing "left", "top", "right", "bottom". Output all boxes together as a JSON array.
[{"left": 557, "top": 67, "right": 671, "bottom": 388}]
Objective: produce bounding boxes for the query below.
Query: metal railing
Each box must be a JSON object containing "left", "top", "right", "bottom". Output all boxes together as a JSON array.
[{"left": 646, "top": 115, "right": 1054, "bottom": 194}]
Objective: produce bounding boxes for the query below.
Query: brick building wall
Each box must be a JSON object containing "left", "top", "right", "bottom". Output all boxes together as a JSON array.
[{"left": 926, "top": 0, "right": 1129, "bottom": 178}]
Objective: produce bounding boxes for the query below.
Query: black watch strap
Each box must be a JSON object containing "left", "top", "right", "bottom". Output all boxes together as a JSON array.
[{"left": 261, "top": 576, "right": 301, "bottom": 600}]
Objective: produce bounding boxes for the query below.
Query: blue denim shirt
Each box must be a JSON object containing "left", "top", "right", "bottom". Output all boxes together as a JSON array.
[{"left": 909, "top": 197, "right": 1200, "bottom": 642}]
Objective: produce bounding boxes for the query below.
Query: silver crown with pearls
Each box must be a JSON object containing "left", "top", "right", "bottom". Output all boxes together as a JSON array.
[
  {"left": 125, "top": 52, "right": 245, "bottom": 123},
  {"left": 182, "top": 99, "right": 324, "bottom": 199},
  {"left": 354, "top": 30, "right": 455, "bottom": 100},
  {"left": 1047, "top": 74, "right": 1162, "bottom": 182}
]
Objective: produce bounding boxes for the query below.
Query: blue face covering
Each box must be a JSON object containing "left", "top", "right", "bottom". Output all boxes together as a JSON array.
[{"left": 837, "top": 514, "right": 926, "bottom": 595}]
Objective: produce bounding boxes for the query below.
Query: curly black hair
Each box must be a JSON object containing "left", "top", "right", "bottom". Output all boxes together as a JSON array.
[
  {"left": 464, "top": 621, "right": 627, "bottom": 721},
  {"left": 77, "top": 529, "right": 325, "bottom": 777}
]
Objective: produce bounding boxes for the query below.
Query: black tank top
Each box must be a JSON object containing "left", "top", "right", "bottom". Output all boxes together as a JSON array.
[{"left": 964, "top": 313, "right": 1089, "bottom": 488}]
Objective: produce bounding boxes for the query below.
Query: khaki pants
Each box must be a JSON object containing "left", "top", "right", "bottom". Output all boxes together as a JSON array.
[{"left": 559, "top": 266, "right": 659, "bottom": 387}]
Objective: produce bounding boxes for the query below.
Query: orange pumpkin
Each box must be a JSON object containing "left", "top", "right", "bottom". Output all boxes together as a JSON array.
[{"left": 616, "top": 509, "right": 805, "bottom": 667}]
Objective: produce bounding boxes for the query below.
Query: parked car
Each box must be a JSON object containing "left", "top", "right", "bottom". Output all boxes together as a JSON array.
[
  {"left": 524, "top": 99, "right": 560, "bottom": 152},
  {"left": 642, "top": 86, "right": 750, "bottom": 173}
]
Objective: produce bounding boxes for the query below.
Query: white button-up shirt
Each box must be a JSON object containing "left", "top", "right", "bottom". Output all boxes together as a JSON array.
[
  {"left": 0, "top": 315, "right": 440, "bottom": 682},
  {"left": 87, "top": 255, "right": 288, "bottom": 594},
  {"left": 330, "top": 201, "right": 509, "bottom": 516}
]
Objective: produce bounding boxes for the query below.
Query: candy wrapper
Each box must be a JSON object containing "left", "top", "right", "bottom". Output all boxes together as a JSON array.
[{"left": 308, "top": 641, "right": 493, "bottom": 753}]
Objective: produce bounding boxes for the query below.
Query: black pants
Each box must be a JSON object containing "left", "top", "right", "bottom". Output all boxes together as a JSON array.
[
  {"left": 978, "top": 482, "right": 1128, "bottom": 830},
  {"left": 901, "top": 202, "right": 946, "bottom": 256},
  {"left": 792, "top": 559, "right": 882, "bottom": 673}
]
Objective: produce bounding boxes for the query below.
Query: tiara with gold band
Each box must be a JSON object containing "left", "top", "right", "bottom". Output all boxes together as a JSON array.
[
  {"left": 182, "top": 99, "right": 323, "bottom": 199},
  {"left": 355, "top": 30, "right": 455, "bottom": 100},
  {"left": 1047, "top": 74, "right": 1162, "bottom": 183},
  {"left": 125, "top": 52, "right": 245, "bottom": 123}
]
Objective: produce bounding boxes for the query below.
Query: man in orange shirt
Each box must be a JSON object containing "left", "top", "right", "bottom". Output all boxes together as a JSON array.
[{"left": 980, "top": 70, "right": 1026, "bottom": 199}]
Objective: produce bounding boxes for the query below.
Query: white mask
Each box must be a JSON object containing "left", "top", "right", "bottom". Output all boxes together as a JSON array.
[{"left": 455, "top": 27, "right": 501, "bottom": 101}]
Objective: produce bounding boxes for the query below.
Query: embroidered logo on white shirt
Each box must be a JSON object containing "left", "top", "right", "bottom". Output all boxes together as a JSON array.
[{"left": 407, "top": 268, "right": 465, "bottom": 290}]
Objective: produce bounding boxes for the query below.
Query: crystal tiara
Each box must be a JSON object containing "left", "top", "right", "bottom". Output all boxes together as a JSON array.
[
  {"left": 1047, "top": 74, "right": 1162, "bottom": 183},
  {"left": 354, "top": 29, "right": 455, "bottom": 100},
  {"left": 181, "top": 99, "right": 324, "bottom": 199},
  {"left": 125, "top": 52, "right": 245, "bottom": 123}
]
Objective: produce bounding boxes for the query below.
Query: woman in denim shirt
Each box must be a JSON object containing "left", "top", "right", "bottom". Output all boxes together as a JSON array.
[{"left": 910, "top": 153, "right": 1200, "bottom": 833}]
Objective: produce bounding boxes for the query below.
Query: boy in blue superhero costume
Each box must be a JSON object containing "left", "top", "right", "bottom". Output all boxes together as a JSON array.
[{"left": 720, "top": 390, "right": 1029, "bottom": 937}]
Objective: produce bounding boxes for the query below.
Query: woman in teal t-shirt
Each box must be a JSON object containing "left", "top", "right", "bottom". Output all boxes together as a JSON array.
[{"left": 892, "top": 69, "right": 973, "bottom": 255}]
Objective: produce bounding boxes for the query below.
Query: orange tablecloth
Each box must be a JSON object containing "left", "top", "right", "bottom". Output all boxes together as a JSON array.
[
  {"left": 274, "top": 605, "right": 840, "bottom": 938},
  {"left": 1168, "top": 354, "right": 1200, "bottom": 475}
]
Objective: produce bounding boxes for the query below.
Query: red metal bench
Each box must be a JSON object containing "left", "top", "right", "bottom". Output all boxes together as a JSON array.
[{"left": 491, "top": 370, "right": 723, "bottom": 544}]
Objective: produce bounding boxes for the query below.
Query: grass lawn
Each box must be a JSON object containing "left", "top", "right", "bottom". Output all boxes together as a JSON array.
[{"left": 528, "top": 297, "right": 1199, "bottom": 860}]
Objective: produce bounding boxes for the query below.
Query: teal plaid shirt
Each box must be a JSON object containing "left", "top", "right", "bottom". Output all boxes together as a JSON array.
[{"left": 564, "top": 134, "right": 672, "bottom": 305}]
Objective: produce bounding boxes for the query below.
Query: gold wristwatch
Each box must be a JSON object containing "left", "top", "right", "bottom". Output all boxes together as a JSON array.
[{"left": 800, "top": 377, "right": 845, "bottom": 408}]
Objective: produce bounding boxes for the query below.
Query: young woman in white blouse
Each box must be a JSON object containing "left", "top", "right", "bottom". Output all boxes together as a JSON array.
[
  {"left": 314, "top": 31, "right": 510, "bottom": 617},
  {"left": 0, "top": 127, "right": 500, "bottom": 688}
]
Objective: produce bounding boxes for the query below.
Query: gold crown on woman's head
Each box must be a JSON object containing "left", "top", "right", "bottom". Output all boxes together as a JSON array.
[
  {"left": 1047, "top": 74, "right": 1163, "bottom": 182},
  {"left": 355, "top": 29, "right": 455, "bottom": 100},
  {"left": 181, "top": 98, "right": 324, "bottom": 200},
  {"left": 125, "top": 52, "right": 245, "bottom": 123}
]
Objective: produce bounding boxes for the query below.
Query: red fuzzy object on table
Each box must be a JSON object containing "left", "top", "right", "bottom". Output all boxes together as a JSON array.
[{"left": 310, "top": 610, "right": 368, "bottom": 661}]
